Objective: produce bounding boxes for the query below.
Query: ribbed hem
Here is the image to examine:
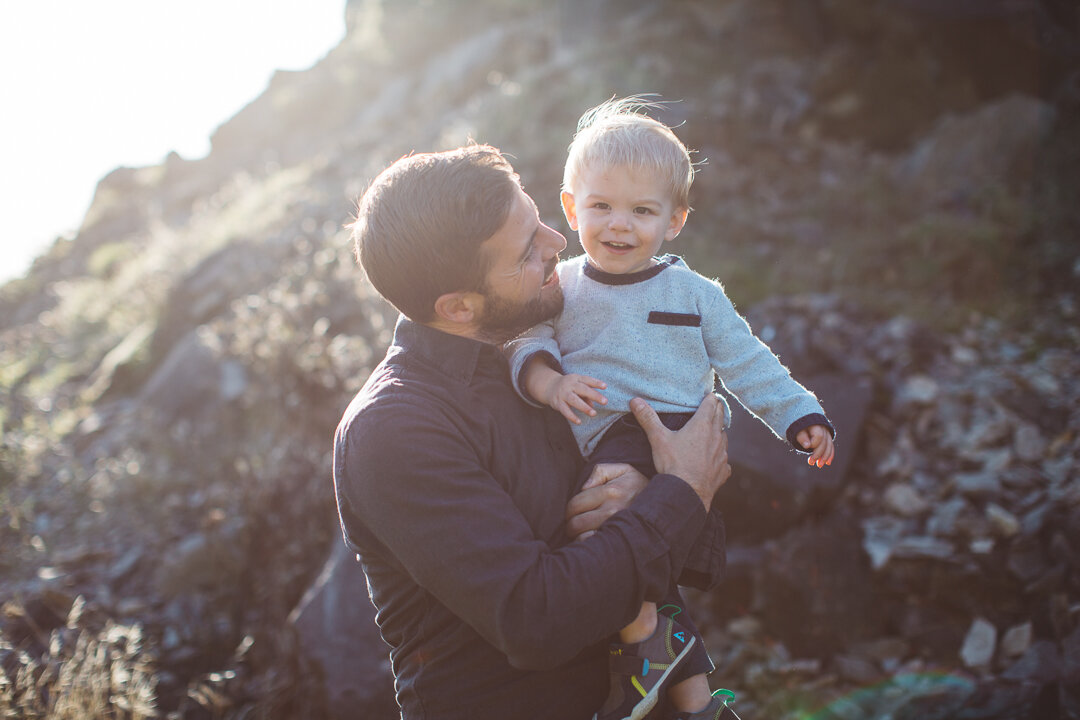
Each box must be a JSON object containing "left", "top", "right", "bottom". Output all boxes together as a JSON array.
[{"left": 514, "top": 350, "right": 563, "bottom": 406}]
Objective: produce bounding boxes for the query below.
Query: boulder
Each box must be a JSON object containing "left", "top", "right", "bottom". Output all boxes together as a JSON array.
[
  {"left": 147, "top": 240, "right": 290, "bottom": 368},
  {"left": 739, "top": 510, "right": 879, "bottom": 658},
  {"left": 290, "top": 542, "right": 396, "bottom": 720},
  {"left": 720, "top": 373, "right": 872, "bottom": 542},
  {"left": 960, "top": 617, "right": 997, "bottom": 669},
  {"left": 895, "top": 94, "right": 1057, "bottom": 205},
  {"left": 137, "top": 327, "right": 245, "bottom": 424}
]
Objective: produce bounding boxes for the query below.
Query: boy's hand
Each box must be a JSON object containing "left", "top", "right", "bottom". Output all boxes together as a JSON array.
[
  {"left": 541, "top": 373, "right": 607, "bottom": 425},
  {"left": 796, "top": 424, "right": 835, "bottom": 468}
]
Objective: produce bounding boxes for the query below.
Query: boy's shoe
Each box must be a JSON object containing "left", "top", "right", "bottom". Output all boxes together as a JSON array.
[
  {"left": 670, "top": 690, "right": 741, "bottom": 720},
  {"left": 592, "top": 613, "right": 696, "bottom": 720}
]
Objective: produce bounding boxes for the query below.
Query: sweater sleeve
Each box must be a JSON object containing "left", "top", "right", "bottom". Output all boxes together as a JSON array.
[
  {"left": 700, "top": 281, "right": 829, "bottom": 448},
  {"left": 504, "top": 319, "right": 562, "bottom": 407}
]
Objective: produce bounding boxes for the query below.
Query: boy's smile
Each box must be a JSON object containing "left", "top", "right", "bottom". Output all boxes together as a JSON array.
[{"left": 561, "top": 165, "right": 687, "bottom": 275}]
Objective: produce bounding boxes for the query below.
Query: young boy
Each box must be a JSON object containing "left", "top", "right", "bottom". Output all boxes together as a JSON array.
[{"left": 505, "top": 98, "right": 835, "bottom": 720}]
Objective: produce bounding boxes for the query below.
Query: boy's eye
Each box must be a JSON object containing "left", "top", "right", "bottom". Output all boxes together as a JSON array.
[
  {"left": 593, "top": 202, "right": 609, "bottom": 210},
  {"left": 634, "top": 207, "right": 653, "bottom": 215}
]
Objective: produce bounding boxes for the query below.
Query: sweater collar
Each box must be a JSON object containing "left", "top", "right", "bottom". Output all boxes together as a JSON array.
[{"left": 581, "top": 254, "right": 679, "bottom": 286}]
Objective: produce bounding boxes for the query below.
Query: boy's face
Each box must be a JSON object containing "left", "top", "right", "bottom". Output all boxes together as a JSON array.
[{"left": 561, "top": 164, "right": 687, "bottom": 275}]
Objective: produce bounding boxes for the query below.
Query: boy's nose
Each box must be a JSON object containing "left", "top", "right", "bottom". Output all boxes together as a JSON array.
[{"left": 608, "top": 213, "right": 631, "bottom": 231}]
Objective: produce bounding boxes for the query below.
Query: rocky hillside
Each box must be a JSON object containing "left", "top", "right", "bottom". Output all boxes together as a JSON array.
[{"left": 1, "top": 1, "right": 1078, "bottom": 718}]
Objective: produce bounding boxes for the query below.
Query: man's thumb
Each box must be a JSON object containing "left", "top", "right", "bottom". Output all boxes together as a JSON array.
[{"left": 629, "top": 398, "right": 663, "bottom": 438}]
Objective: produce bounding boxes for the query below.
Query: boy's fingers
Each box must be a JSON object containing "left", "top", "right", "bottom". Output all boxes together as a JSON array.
[
  {"left": 577, "top": 387, "right": 607, "bottom": 406},
  {"left": 566, "top": 393, "right": 594, "bottom": 413},
  {"left": 558, "top": 404, "right": 582, "bottom": 425}
]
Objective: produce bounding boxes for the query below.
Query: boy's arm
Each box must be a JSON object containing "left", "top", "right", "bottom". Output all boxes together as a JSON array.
[
  {"left": 700, "top": 282, "right": 835, "bottom": 450},
  {"left": 503, "top": 320, "right": 562, "bottom": 406}
]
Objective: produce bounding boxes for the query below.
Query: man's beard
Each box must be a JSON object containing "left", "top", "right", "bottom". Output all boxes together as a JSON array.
[{"left": 476, "top": 277, "right": 564, "bottom": 344}]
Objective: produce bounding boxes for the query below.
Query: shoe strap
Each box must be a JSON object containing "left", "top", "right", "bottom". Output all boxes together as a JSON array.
[{"left": 609, "top": 652, "right": 647, "bottom": 676}]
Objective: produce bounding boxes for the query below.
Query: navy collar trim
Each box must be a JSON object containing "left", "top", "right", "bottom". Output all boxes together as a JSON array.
[{"left": 582, "top": 254, "right": 680, "bottom": 286}]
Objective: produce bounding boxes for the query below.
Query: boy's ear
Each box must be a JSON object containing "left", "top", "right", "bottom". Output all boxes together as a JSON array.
[
  {"left": 665, "top": 206, "right": 689, "bottom": 242},
  {"left": 560, "top": 191, "right": 579, "bottom": 231},
  {"left": 432, "top": 290, "right": 482, "bottom": 326}
]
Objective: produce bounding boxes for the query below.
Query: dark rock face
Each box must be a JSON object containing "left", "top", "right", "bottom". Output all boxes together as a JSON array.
[
  {"left": 290, "top": 543, "right": 397, "bottom": 720},
  {"left": 1, "top": 1, "right": 1077, "bottom": 719},
  {"left": 722, "top": 373, "right": 873, "bottom": 543}
]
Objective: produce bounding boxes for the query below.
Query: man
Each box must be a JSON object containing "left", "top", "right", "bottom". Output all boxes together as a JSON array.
[{"left": 334, "top": 144, "right": 731, "bottom": 720}]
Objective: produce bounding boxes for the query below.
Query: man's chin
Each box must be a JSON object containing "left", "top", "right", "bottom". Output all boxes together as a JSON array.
[{"left": 478, "top": 285, "right": 564, "bottom": 343}]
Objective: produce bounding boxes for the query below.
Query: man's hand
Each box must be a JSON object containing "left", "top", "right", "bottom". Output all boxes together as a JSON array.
[
  {"left": 566, "top": 463, "right": 648, "bottom": 540},
  {"left": 629, "top": 395, "right": 731, "bottom": 511},
  {"left": 796, "top": 424, "right": 835, "bottom": 468}
]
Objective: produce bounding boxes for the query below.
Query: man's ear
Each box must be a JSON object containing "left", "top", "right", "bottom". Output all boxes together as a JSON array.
[
  {"left": 665, "top": 206, "right": 689, "bottom": 242},
  {"left": 432, "top": 290, "right": 483, "bottom": 325},
  {"left": 560, "top": 191, "right": 579, "bottom": 231}
]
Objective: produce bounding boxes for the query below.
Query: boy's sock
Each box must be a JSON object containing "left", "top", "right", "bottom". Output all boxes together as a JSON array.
[
  {"left": 669, "top": 672, "right": 713, "bottom": 713},
  {"left": 670, "top": 690, "right": 741, "bottom": 720}
]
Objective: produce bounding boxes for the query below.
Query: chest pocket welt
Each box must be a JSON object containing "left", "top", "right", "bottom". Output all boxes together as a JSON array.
[{"left": 647, "top": 311, "right": 702, "bottom": 327}]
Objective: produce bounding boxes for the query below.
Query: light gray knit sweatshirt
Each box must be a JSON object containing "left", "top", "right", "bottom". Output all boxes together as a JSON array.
[{"left": 506, "top": 254, "right": 830, "bottom": 457}]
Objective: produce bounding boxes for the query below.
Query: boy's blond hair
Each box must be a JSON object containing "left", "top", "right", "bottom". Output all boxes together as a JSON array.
[{"left": 563, "top": 96, "right": 695, "bottom": 208}]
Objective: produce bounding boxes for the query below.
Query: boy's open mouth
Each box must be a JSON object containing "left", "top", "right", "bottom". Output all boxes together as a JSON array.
[{"left": 602, "top": 241, "right": 633, "bottom": 250}]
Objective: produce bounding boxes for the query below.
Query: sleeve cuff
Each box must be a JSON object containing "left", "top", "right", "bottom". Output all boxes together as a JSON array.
[
  {"left": 679, "top": 508, "right": 726, "bottom": 591},
  {"left": 513, "top": 350, "right": 564, "bottom": 407},
  {"left": 785, "top": 413, "right": 834, "bottom": 452}
]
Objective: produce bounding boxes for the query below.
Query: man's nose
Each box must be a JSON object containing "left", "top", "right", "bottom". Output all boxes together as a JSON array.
[{"left": 541, "top": 223, "right": 566, "bottom": 256}]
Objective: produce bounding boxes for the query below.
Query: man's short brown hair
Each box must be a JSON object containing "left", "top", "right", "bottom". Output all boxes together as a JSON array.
[{"left": 350, "top": 145, "right": 521, "bottom": 322}]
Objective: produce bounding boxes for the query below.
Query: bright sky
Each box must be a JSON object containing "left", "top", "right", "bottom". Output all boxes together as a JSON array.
[{"left": 0, "top": 0, "right": 346, "bottom": 284}]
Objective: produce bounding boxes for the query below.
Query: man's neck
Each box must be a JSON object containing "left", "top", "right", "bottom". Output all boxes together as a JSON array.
[{"left": 423, "top": 318, "right": 495, "bottom": 345}]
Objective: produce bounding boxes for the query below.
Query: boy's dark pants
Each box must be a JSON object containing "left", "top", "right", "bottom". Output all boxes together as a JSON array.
[{"left": 581, "top": 411, "right": 715, "bottom": 681}]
